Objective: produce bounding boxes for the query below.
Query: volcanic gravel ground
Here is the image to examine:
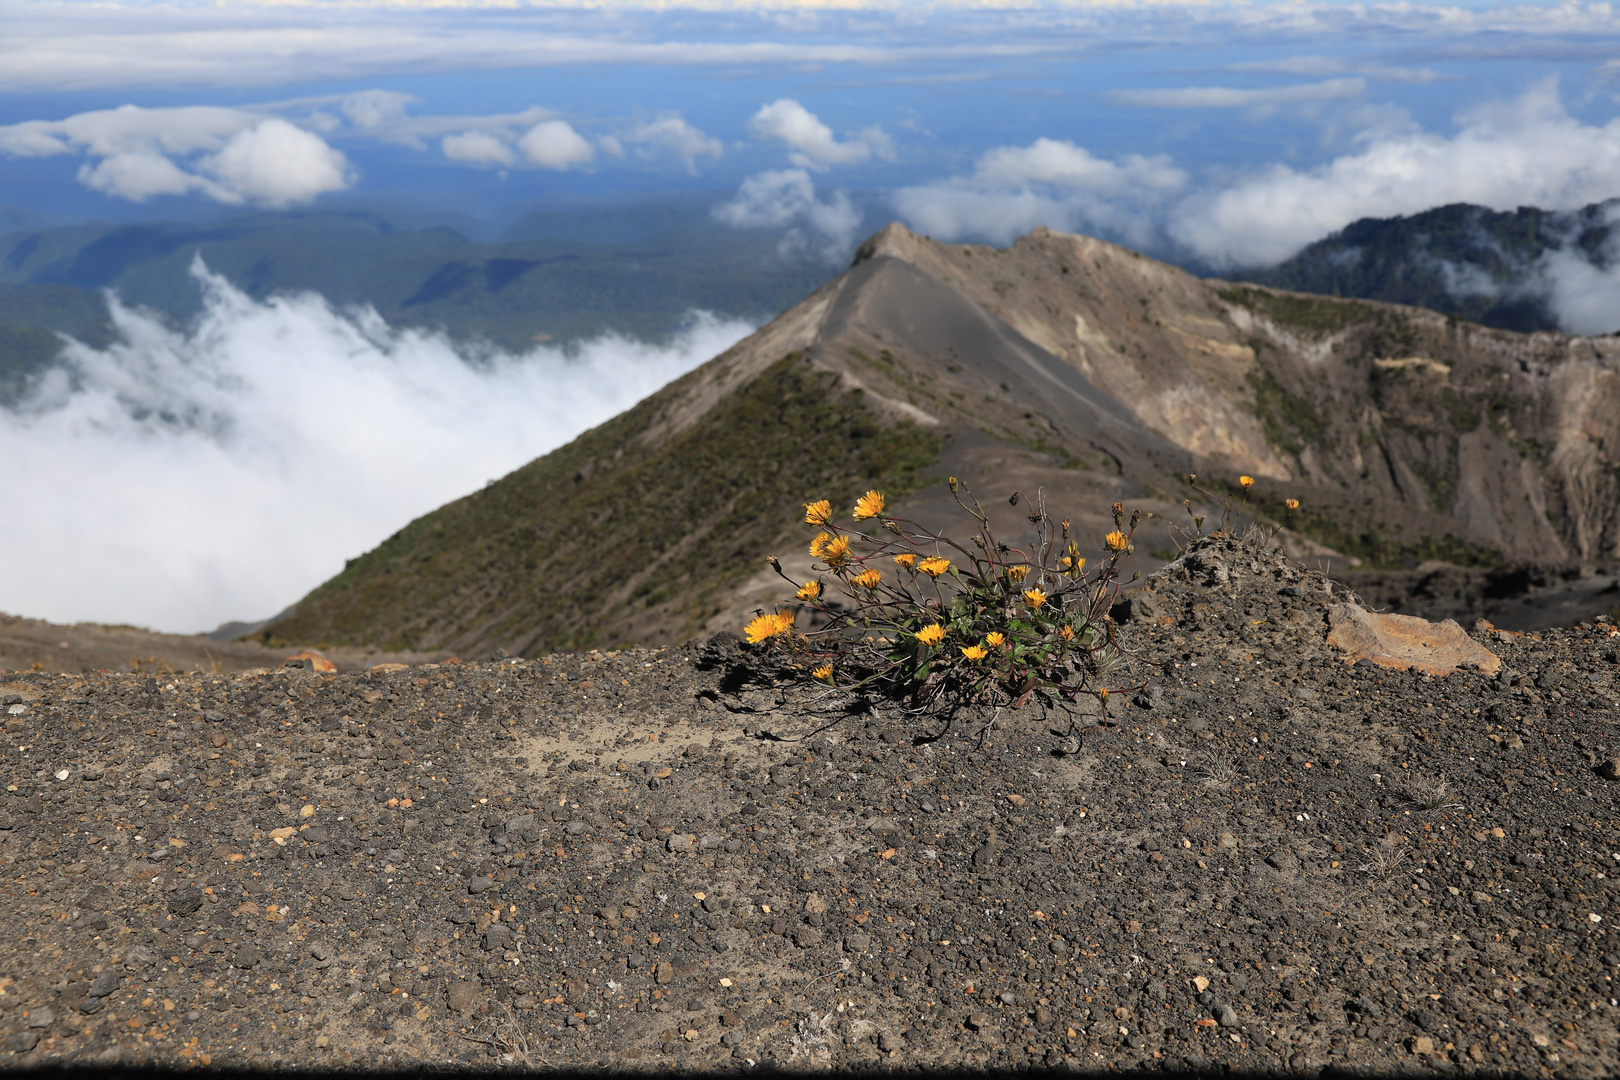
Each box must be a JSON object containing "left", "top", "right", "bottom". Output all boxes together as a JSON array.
[{"left": 3, "top": 536, "right": 1620, "bottom": 1075}]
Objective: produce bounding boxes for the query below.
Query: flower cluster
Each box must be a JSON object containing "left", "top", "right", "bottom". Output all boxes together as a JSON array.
[
  {"left": 749, "top": 483, "right": 1142, "bottom": 715},
  {"left": 1180, "top": 473, "right": 1303, "bottom": 541},
  {"left": 743, "top": 609, "right": 795, "bottom": 645}
]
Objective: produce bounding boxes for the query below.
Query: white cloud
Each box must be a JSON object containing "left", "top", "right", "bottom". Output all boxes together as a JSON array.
[
  {"left": 441, "top": 130, "right": 516, "bottom": 166},
  {"left": 0, "top": 94, "right": 617, "bottom": 200},
  {"left": 1225, "top": 56, "right": 1447, "bottom": 84},
  {"left": 713, "top": 168, "right": 862, "bottom": 263},
  {"left": 203, "top": 119, "right": 353, "bottom": 208},
  {"left": 518, "top": 119, "right": 594, "bottom": 169},
  {"left": 0, "top": 104, "right": 259, "bottom": 160},
  {"left": 4, "top": 3, "right": 1620, "bottom": 95},
  {"left": 620, "top": 116, "right": 723, "bottom": 174},
  {"left": 0, "top": 8, "right": 1055, "bottom": 93},
  {"left": 746, "top": 99, "right": 893, "bottom": 170},
  {"left": 895, "top": 83, "right": 1620, "bottom": 274},
  {"left": 0, "top": 259, "right": 755, "bottom": 633},
  {"left": 1110, "top": 78, "right": 1366, "bottom": 110},
  {"left": 1170, "top": 80, "right": 1620, "bottom": 266},
  {"left": 337, "top": 89, "right": 418, "bottom": 132},
  {"left": 1531, "top": 236, "right": 1620, "bottom": 336},
  {"left": 0, "top": 105, "right": 354, "bottom": 206},
  {"left": 893, "top": 138, "right": 1187, "bottom": 249},
  {"left": 77, "top": 151, "right": 206, "bottom": 202}
]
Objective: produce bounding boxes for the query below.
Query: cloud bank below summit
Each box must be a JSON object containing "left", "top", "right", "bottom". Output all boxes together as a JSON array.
[{"left": 0, "top": 263, "right": 754, "bottom": 633}]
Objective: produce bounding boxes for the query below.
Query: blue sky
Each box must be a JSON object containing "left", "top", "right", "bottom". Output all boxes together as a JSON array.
[{"left": 5, "top": 0, "right": 1620, "bottom": 266}]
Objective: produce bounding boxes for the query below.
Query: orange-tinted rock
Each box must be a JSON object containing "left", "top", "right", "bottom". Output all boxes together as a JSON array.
[
  {"left": 1326, "top": 603, "right": 1500, "bottom": 677},
  {"left": 280, "top": 649, "right": 336, "bottom": 674}
]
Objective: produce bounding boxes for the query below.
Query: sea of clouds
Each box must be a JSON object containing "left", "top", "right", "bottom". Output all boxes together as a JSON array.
[{"left": 0, "top": 261, "right": 754, "bottom": 634}]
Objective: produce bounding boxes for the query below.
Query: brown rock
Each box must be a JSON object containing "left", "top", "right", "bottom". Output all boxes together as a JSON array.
[
  {"left": 281, "top": 650, "right": 337, "bottom": 674},
  {"left": 654, "top": 961, "right": 674, "bottom": 985},
  {"left": 446, "top": 980, "right": 480, "bottom": 1012},
  {"left": 1326, "top": 603, "right": 1500, "bottom": 677}
]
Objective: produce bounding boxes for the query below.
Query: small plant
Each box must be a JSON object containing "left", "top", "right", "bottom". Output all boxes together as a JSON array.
[
  {"left": 458, "top": 1001, "right": 547, "bottom": 1066},
  {"left": 1357, "top": 834, "right": 1411, "bottom": 877},
  {"left": 1198, "top": 751, "right": 1239, "bottom": 790},
  {"left": 1397, "top": 771, "right": 1456, "bottom": 810},
  {"left": 750, "top": 480, "right": 1144, "bottom": 726},
  {"left": 1154, "top": 471, "right": 1302, "bottom": 563}
]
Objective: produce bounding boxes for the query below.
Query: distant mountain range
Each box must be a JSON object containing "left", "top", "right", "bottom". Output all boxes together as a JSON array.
[
  {"left": 1235, "top": 199, "right": 1620, "bottom": 336},
  {"left": 260, "top": 223, "right": 1620, "bottom": 655},
  {"left": 7, "top": 195, "right": 1616, "bottom": 410},
  {"left": 0, "top": 193, "right": 841, "bottom": 403}
]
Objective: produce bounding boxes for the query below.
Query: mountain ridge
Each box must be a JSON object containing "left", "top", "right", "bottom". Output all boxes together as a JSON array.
[{"left": 259, "top": 222, "right": 1620, "bottom": 655}]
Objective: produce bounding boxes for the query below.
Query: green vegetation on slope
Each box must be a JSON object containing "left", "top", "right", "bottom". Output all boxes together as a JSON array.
[
  {"left": 1216, "top": 285, "right": 1376, "bottom": 336},
  {"left": 1246, "top": 364, "right": 1327, "bottom": 462},
  {"left": 1215, "top": 481, "right": 1503, "bottom": 570},
  {"left": 263, "top": 355, "right": 944, "bottom": 654}
]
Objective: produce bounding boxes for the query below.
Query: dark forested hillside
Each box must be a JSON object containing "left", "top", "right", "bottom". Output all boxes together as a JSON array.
[{"left": 1234, "top": 199, "right": 1619, "bottom": 333}]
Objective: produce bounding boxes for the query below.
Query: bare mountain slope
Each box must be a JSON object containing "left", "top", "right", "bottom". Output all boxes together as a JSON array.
[
  {"left": 262, "top": 224, "right": 1620, "bottom": 655},
  {"left": 850, "top": 225, "right": 1619, "bottom": 566}
]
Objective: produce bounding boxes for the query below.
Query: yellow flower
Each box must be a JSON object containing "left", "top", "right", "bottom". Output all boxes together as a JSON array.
[
  {"left": 918, "top": 556, "right": 951, "bottom": 578},
  {"left": 1023, "top": 588, "right": 1047, "bottom": 609},
  {"left": 744, "top": 610, "right": 794, "bottom": 645},
  {"left": 1060, "top": 555, "right": 1088, "bottom": 574},
  {"left": 804, "top": 499, "right": 833, "bottom": 527},
  {"left": 1285, "top": 497, "right": 1300, "bottom": 511},
  {"left": 915, "top": 624, "right": 946, "bottom": 646},
  {"left": 985, "top": 631, "right": 1006, "bottom": 648},
  {"left": 809, "top": 532, "right": 831, "bottom": 558},
  {"left": 1239, "top": 475, "right": 1254, "bottom": 490},
  {"left": 822, "top": 534, "right": 852, "bottom": 567},
  {"left": 1059, "top": 625, "right": 1075, "bottom": 642},
  {"left": 796, "top": 580, "right": 823, "bottom": 602},
  {"left": 960, "top": 644, "right": 987, "bottom": 661},
  {"left": 853, "top": 489, "right": 886, "bottom": 520},
  {"left": 812, "top": 663, "right": 834, "bottom": 681},
  {"left": 893, "top": 552, "right": 918, "bottom": 570},
  {"left": 852, "top": 568, "right": 882, "bottom": 590},
  {"left": 1104, "top": 530, "right": 1129, "bottom": 552},
  {"left": 1006, "top": 565, "right": 1029, "bottom": 584}
]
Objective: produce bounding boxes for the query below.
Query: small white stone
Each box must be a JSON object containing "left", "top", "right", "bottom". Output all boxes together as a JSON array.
[{"left": 55, "top": 769, "right": 69, "bottom": 781}]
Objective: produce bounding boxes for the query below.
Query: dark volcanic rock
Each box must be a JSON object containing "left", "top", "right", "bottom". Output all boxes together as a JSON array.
[{"left": 0, "top": 533, "right": 1618, "bottom": 1073}]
